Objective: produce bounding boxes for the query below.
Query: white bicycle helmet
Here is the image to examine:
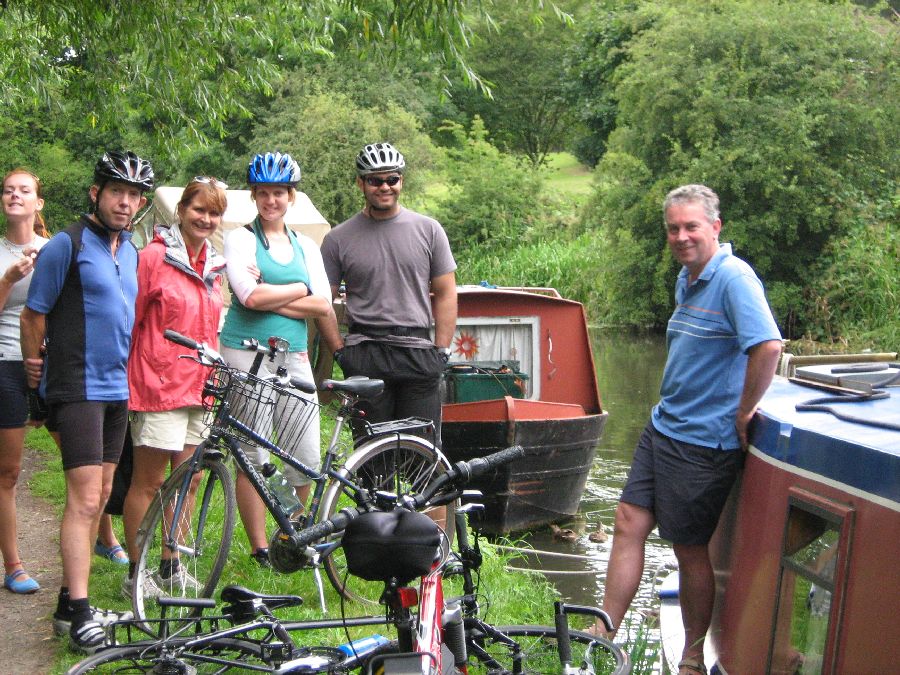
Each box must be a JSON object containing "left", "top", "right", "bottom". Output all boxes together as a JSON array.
[{"left": 355, "top": 143, "right": 405, "bottom": 176}]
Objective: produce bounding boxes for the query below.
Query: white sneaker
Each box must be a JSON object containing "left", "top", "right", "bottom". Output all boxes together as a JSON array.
[
  {"left": 121, "top": 572, "right": 163, "bottom": 600},
  {"left": 154, "top": 567, "right": 202, "bottom": 595}
]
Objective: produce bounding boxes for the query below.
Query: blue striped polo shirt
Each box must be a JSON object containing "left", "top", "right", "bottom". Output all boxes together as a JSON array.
[{"left": 651, "top": 244, "right": 781, "bottom": 449}]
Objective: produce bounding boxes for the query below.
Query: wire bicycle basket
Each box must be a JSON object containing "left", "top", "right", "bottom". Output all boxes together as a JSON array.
[{"left": 203, "top": 365, "right": 320, "bottom": 451}]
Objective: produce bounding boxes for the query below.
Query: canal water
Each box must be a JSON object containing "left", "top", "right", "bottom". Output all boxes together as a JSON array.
[{"left": 507, "top": 329, "right": 674, "bottom": 635}]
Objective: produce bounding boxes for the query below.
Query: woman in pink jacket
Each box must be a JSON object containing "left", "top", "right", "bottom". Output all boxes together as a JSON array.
[{"left": 121, "top": 177, "right": 227, "bottom": 599}]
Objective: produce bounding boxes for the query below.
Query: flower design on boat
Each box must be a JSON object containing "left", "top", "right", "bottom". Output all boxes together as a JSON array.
[{"left": 453, "top": 331, "right": 479, "bottom": 360}]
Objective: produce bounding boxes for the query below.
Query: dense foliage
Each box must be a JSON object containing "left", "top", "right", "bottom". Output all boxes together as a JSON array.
[
  {"left": 572, "top": 0, "right": 898, "bottom": 337},
  {"left": 0, "top": 0, "right": 895, "bottom": 350},
  {"left": 0, "top": 0, "right": 502, "bottom": 151}
]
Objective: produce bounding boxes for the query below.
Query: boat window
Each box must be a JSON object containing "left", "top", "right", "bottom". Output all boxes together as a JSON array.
[
  {"left": 449, "top": 316, "right": 540, "bottom": 398},
  {"left": 768, "top": 490, "right": 854, "bottom": 675}
]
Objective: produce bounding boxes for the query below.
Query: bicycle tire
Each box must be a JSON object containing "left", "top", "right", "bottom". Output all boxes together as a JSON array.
[
  {"left": 132, "top": 455, "right": 236, "bottom": 625},
  {"left": 469, "top": 624, "right": 630, "bottom": 675},
  {"left": 320, "top": 434, "right": 451, "bottom": 607},
  {"left": 66, "top": 636, "right": 340, "bottom": 673}
]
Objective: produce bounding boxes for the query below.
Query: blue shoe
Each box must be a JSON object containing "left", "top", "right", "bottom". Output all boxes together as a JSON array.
[
  {"left": 4, "top": 568, "right": 40, "bottom": 594},
  {"left": 94, "top": 541, "right": 130, "bottom": 565}
]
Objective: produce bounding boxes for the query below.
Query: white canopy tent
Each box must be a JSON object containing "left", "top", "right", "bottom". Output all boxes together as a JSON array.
[{"left": 135, "top": 186, "right": 331, "bottom": 253}]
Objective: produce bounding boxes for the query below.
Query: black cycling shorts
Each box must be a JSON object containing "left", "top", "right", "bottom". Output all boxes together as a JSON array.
[
  {"left": 0, "top": 360, "right": 28, "bottom": 429},
  {"left": 48, "top": 400, "right": 128, "bottom": 470}
]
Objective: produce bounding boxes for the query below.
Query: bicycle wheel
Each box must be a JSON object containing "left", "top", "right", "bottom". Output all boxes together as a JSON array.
[
  {"left": 469, "top": 624, "right": 630, "bottom": 675},
  {"left": 320, "top": 434, "right": 451, "bottom": 607},
  {"left": 132, "top": 456, "right": 236, "bottom": 624},
  {"left": 66, "top": 637, "right": 333, "bottom": 673}
]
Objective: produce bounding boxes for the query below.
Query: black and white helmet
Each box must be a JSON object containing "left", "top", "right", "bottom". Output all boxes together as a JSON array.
[
  {"left": 356, "top": 143, "right": 405, "bottom": 176},
  {"left": 94, "top": 151, "right": 155, "bottom": 192}
]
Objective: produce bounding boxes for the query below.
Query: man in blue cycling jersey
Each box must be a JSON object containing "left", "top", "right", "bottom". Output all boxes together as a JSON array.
[{"left": 20, "top": 151, "right": 154, "bottom": 654}]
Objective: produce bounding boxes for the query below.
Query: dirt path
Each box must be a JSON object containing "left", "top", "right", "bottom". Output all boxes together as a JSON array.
[{"left": 0, "top": 449, "right": 64, "bottom": 674}]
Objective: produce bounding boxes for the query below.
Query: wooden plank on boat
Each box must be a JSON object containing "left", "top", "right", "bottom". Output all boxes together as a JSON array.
[{"left": 787, "top": 376, "right": 873, "bottom": 396}]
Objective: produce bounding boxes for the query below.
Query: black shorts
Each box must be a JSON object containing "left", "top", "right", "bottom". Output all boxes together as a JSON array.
[
  {"left": 338, "top": 341, "right": 444, "bottom": 444},
  {"left": 0, "top": 360, "right": 28, "bottom": 429},
  {"left": 620, "top": 422, "right": 744, "bottom": 546},
  {"left": 48, "top": 400, "right": 128, "bottom": 470}
]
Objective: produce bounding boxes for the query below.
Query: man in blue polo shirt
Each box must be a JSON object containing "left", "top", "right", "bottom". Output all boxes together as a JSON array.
[
  {"left": 598, "top": 185, "right": 782, "bottom": 675},
  {"left": 20, "top": 151, "right": 153, "bottom": 653}
]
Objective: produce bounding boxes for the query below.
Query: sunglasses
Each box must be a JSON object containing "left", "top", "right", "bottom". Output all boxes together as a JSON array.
[
  {"left": 364, "top": 175, "right": 401, "bottom": 188},
  {"left": 192, "top": 175, "right": 228, "bottom": 189}
]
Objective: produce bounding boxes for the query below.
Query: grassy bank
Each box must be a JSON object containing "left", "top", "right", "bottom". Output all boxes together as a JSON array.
[{"left": 27, "top": 426, "right": 647, "bottom": 673}]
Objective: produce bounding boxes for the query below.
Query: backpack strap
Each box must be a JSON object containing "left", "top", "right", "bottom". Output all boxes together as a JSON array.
[{"left": 62, "top": 221, "right": 87, "bottom": 282}]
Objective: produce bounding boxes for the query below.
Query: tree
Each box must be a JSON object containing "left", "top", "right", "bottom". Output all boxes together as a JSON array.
[
  {"left": 433, "top": 117, "right": 544, "bottom": 249},
  {"left": 0, "top": 1, "right": 497, "bottom": 152},
  {"left": 579, "top": 0, "right": 899, "bottom": 331},
  {"left": 448, "top": 2, "right": 581, "bottom": 166},
  {"left": 564, "top": 0, "right": 649, "bottom": 167}
]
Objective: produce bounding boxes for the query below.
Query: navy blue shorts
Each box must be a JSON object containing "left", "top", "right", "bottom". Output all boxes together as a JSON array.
[
  {"left": 620, "top": 422, "right": 744, "bottom": 546},
  {"left": 48, "top": 400, "right": 128, "bottom": 470},
  {"left": 0, "top": 360, "right": 28, "bottom": 428}
]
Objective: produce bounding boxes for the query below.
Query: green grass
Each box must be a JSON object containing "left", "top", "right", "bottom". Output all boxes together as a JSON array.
[
  {"left": 542, "top": 152, "right": 594, "bottom": 197},
  {"left": 30, "top": 423, "right": 648, "bottom": 673}
]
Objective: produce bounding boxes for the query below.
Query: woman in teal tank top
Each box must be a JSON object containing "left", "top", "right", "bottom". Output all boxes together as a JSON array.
[{"left": 220, "top": 152, "right": 333, "bottom": 566}]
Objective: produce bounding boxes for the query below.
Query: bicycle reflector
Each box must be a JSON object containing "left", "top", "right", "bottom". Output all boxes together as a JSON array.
[{"left": 397, "top": 587, "right": 419, "bottom": 608}]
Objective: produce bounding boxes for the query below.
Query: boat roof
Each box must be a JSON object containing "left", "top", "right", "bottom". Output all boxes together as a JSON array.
[
  {"left": 753, "top": 375, "right": 900, "bottom": 505},
  {"left": 456, "top": 285, "right": 568, "bottom": 302}
]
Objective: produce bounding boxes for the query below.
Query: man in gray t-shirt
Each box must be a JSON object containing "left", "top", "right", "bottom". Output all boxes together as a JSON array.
[{"left": 320, "top": 142, "right": 457, "bottom": 444}]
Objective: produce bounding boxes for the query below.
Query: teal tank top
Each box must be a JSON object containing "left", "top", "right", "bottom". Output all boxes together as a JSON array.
[{"left": 220, "top": 220, "right": 310, "bottom": 352}]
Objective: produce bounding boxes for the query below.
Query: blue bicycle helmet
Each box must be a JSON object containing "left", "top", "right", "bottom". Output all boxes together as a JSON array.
[
  {"left": 356, "top": 143, "right": 405, "bottom": 176},
  {"left": 247, "top": 152, "right": 301, "bottom": 186}
]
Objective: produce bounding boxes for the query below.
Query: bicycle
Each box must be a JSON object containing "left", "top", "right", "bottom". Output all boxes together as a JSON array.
[
  {"left": 131, "top": 329, "right": 450, "bottom": 624},
  {"left": 66, "top": 584, "right": 394, "bottom": 673},
  {"left": 295, "top": 446, "right": 631, "bottom": 674},
  {"left": 71, "top": 447, "right": 627, "bottom": 674}
]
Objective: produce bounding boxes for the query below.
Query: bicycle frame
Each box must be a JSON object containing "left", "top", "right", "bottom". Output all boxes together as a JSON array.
[
  {"left": 132, "top": 331, "right": 448, "bottom": 620},
  {"left": 373, "top": 507, "right": 470, "bottom": 675},
  {"left": 373, "top": 505, "right": 621, "bottom": 675},
  {"left": 159, "top": 360, "right": 438, "bottom": 588},
  {"left": 161, "top": 382, "right": 353, "bottom": 564}
]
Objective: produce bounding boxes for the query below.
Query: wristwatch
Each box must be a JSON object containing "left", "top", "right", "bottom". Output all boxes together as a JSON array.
[{"left": 439, "top": 347, "right": 452, "bottom": 363}]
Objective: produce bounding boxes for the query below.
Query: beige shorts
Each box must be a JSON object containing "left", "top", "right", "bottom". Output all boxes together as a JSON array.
[{"left": 130, "top": 407, "right": 209, "bottom": 451}]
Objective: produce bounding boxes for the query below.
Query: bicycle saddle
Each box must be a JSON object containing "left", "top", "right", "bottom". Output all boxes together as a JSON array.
[
  {"left": 220, "top": 584, "right": 303, "bottom": 611},
  {"left": 322, "top": 377, "right": 385, "bottom": 398}
]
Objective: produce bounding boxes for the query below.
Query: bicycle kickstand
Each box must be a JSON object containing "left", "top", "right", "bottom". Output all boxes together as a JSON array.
[{"left": 309, "top": 550, "right": 327, "bottom": 613}]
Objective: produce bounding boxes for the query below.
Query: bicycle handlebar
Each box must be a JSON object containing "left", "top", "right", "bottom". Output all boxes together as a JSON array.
[
  {"left": 293, "top": 445, "right": 525, "bottom": 547},
  {"left": 163, "top": 330, "right": 316, "bottom": 392},
  {"left": 164, "top": 328, "right": 200, "bottom": 350}
]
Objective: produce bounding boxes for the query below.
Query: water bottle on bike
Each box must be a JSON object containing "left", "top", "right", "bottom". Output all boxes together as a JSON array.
[{"left": 262, "top": 463, "right": 302, "bottom": 515}]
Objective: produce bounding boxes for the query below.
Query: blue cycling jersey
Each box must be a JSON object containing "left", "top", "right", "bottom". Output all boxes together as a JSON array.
[{"left": 26, "top": 216, "right": 138, "bottom": 403}]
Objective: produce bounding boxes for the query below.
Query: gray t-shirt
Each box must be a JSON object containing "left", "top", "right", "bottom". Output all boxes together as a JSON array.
[
  {"left": 321, "top": 206, "right": 456, "bottom": 330},
  {"left": 0, "top": 235, "right": 48, "bottom": 360}
]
